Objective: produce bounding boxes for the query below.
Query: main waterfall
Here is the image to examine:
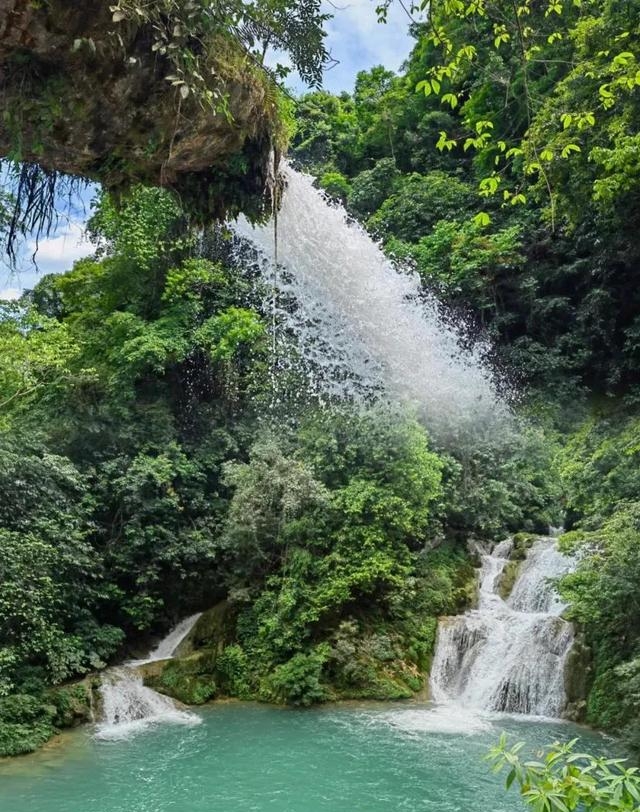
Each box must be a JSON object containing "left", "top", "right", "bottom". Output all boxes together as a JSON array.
[
  {"left": 233, "top": 166, "right": 512, "bottom": 439},
  {"left": 95, "top": 614, "right": 202, "bottom": 740},
  {"left": 430, "top": 538, "right": 574, "bottom": 718}
]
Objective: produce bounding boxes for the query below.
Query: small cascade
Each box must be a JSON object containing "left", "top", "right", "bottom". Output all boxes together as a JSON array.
[
  {"left": 430, "top": 538, "right": 574, "bottom": 718},
  {"left": 95, "top": 614, "right": 202, "bottom": 741},
  {"left": 95, "top": 670, "right": 199, "bottom": 741},
  {"left": 128, "top": 612, "right": 202, "bottom": 666},
  {"left": 508, "top": 544, "right": 572, "bottom": 615}
]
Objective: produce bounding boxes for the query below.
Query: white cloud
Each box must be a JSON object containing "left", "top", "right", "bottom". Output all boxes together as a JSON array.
[
  {"left": 0, "top": 287, "right": 21, "bottom": 301},
  {"left": 0, "top": 221, "right": 97, "bottom": 297},
  {"left": 26, "top": 221, "right": 95, "bottom": 273}
]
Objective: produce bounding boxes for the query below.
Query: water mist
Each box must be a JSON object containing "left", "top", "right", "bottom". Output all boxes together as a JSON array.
[{"left": 233, "top": 165, "right": 513, "bottom": 441}]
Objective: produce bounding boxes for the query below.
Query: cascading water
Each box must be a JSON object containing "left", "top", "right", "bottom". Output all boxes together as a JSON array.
[
  {"left": 430, "top": 538, "right": 574, "bottom": 719},
  {"left": 95, "top": 670, "right": 198, "bottom": 741},
  {"left": 233, "top": 166, "right": 513, "bottom": 439},
  {"left": 128, "top": 612, "right": 202, "bottom": 666},
  {"left": 95, "top": 614, "right": 202, "bottom": 741}
]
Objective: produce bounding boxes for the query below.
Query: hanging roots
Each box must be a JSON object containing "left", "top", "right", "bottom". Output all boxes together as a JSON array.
[{"left": 2, "top": 161, "right": 90, "bottom": 266}]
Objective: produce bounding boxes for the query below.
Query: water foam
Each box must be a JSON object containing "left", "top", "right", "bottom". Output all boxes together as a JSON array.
[
  {"left": 430, "top": 538, "right": 574, "bottom": 718},
  {"left": 380, "top": 704, "right": 493, "bottom": 736},
  {"left": 95, "top": 670, "right": 200, "bottom": 741},
  {"left": 233, "top": 166, "right": 512, "bottom": 439},
  {"left": 96, "top": 614, "right": 203, "bottom": 741}
]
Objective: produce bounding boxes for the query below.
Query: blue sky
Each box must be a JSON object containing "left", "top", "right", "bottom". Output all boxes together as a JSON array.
[
  {"left": 0, "top": 0, "right": 415, "bottom": 299},
  {"left": 320, "top": 0, "right": 415, "bottom": 93}
]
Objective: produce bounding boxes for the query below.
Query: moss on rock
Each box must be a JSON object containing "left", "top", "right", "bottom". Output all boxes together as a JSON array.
[
  {"left": 510, "top": 533, "right": 537, "bottom": 560},
  {"left": 145, "top": 651, "right": 218, "bottom": 705},
  {"left": 497, "top": 560, "right": 521, "bottom": 600},
  {"left": 563, "top": 633, "right": 592, "bottom": 722},
  {"left": 0, "top": 680, "right": 94, "bottom": 758},
  {"left": 47, "top": 682, "right": 94, "bottom": 729},
  {"left": 319, "top": 618, "right": 433, "bottom": 702},
  {"left": 0, "top": 0, "right": 284, "bottom": 226},
  {"left": 188, "top": 601, "right": 238, "bottom": 653}
]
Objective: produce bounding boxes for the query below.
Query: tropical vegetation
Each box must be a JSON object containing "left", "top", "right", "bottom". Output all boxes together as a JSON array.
[{"left": 0, "top": 4, "right": 639, "bottom": 810}]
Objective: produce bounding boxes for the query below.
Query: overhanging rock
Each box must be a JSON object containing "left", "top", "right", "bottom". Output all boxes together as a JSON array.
[{"left": 0, "top": 0, "right": 279, "bottom": 219}]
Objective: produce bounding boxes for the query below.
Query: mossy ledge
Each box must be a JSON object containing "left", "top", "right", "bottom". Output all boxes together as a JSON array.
[
  {"left": 0, "top": 678, "right": 96, "bottom": 758},
  {"left": 142, "top": 610, "right": 435, "bottom": 707},
  {"left": 0, "top": 0, "right": 283, "bottom": 221},
  {"left": 142, "top": 553, "right": 478, "bottom": 710}
]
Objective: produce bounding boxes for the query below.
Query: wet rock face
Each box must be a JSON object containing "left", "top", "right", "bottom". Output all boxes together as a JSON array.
[
  {"left": 563, "top": 632, "right": 592, "bottom": 721},
  {"left": 0, "top": 0, "right": 276, "bottom": 218}
]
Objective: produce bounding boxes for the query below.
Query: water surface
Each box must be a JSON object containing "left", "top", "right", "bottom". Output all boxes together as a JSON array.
[{"left": 0, "top": 702, "right": 610, "bottom": 812}]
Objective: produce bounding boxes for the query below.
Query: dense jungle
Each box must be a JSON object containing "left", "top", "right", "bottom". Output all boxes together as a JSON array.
[{"left": 1, "top": 1, "right": 640, "bottom": 810}]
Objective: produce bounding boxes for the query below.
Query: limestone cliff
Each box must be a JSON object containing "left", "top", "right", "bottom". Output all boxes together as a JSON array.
[{"left": 0, "top": 0, "right": 280, "bottom": 218}]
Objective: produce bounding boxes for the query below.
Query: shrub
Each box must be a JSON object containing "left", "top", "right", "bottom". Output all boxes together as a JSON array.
[
  {"left": 264, "top": 646, "right": 329, "bottom": 706},
  {"left": 488, "top": 736, "right": 640, "bottom": 811},
  {"left": 0, "top": 694, "right": 57, "bottom": 757},
  {"left": 216, "top": 645, "right": 252, "bottom": 699}
]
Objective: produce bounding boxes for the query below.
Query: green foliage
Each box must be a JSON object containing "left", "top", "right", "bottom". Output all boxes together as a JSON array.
[
  {"left": 488, "top": 735, "right": 640, "bottom": 811},
  {"left": 215, "top": 645, "right": 252, "bottom": 699},
  {"left": 367, "top": 171, "right": 473, "bottom": 242},
  {"left": 347, "top": 157, "right": 400, "bottom": 218},
  {"left": 0, "top": 681, "right": 92, "bottom": 757},
  {"left": 0, "top": 441, "right": 123, "bottom": 692},
  {"left": 440, "top": 427, "right": 563, "bottom": 540},
  {"left": 88, "top": 186, "right": 190, "bottom": 272},
  {"left": 0, "top": 695, "right": 57, "bottom": 757},
  {"left": 0, "top": 185, "right": 270, "bottom": 718},
  {"left": 263, "top": 646, "right": 329, "bottom": 706},
  {"left": 108, "top": 0, "right": 331, "bottom": 96},
  {"left": 318, "top": 171, "right": 352, "bottom": 204},
  {"left": 221, "top": 437, "right": 329, "bottom": 583},
  {"left": 557, "top": 410, "right": 640, "bottom": 748},
  {"left": 0, "top": 303, "right": 81, "bottom": 428},
  {"left": 325, "top": 620, "right": 420, "bottom": 700},
  {"left": 558, "top": 414, "right": 640, "bottom": 524}
]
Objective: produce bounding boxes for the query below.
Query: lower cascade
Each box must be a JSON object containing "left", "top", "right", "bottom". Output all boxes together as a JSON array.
[
  {"left": 95, "top": 615, "right": 202, "bottom": 741},
  {"left": 430, "top": 537, "right": 574, "bottom": 718}
]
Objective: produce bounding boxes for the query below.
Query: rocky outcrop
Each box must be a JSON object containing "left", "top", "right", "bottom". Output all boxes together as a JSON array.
[
  {"left": 140, "top": 602, "right": 239, "bottom": 704},
  {"left": 0, "top": 0, "right": 280, "bottom": 218},
  {"left": 563, "top": 632, "right": 592, "bottom": 722}
]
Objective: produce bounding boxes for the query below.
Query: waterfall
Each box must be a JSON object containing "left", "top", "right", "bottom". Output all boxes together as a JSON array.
[
  {"left": 95, "top": 669, "right": 200, "bottom": 741},
  {"left": 430, "top": 538, "right": 574, "bottom": 718},
  {"left": 127, "top": 612, "right": 202, "bottom": 666},
  {"left": 95, "top": 614, "right": 202, "bottom": 741},
  {"left": 233, "top": 166, "right": 513, "bottom": 440}
]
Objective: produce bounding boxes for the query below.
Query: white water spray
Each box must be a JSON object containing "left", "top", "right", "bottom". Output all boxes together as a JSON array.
[
  {"left": 233, "top": 166, "right": 512, "bottom": 438},
  {"left": 95, "top": 614, "right": 202, "bottom": 741},
  {"left": 430, "top": 538, "right": 574, "bottom": 719},
  {"left": 128, "top": 612, "right": 202, "bottom": 666}
]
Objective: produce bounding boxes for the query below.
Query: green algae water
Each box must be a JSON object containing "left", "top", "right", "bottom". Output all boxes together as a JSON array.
[{"left": 0, "top": 702, "right": 609, "bottom": 812}]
